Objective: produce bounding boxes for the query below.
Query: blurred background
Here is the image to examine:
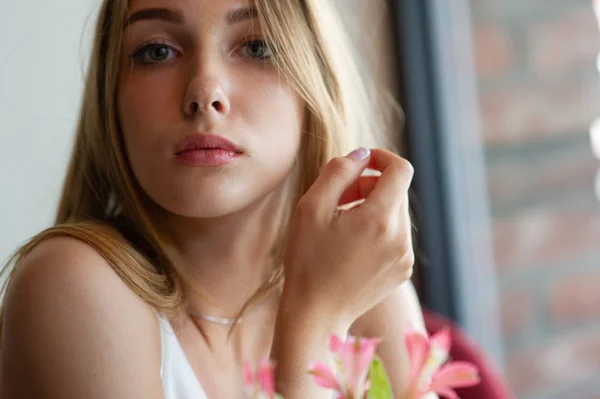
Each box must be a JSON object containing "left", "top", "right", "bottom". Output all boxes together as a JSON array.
[
  {"left": 472, "top": 1, "right": 600, "bottom": 398},
  {"left": 2, "top": 1, "right": 600, "bottom": 398},
  {"left": 392, "top": 0, "right": 600, "bottom": 398}
]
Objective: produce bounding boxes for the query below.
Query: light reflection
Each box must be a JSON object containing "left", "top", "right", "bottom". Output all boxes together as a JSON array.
[
  {"left": 589, "top": 116, "right": 600, "bottom": 160},
  {"left": 591, "top": 0, "right": 600, "bottom": 202}
]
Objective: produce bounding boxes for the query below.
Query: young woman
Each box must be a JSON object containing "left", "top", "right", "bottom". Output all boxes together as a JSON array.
[{"left": 0, "top": 0, "right": 426, "bottom": 398}]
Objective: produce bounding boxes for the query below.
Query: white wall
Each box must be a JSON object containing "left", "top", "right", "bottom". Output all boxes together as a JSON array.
[{"left": 0, "top": 1, "right": 99, "bottom": 266}]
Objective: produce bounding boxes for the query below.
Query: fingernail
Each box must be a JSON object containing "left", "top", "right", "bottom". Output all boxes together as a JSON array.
[{"left": 347, "top": 148, "right": 370, "bottom": 161}]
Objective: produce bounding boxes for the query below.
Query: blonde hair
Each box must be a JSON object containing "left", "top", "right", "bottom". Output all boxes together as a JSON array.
[{"left": 0, "top": 0, "right": 396, "bottom": 338}]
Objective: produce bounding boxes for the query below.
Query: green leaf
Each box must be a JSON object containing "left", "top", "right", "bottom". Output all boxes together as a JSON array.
[
  {"left": 275, "top": 394, "right": 285, "bottom": 399},
  {"left": 367, "top": 356, "right": 394, "bottom": 399}
]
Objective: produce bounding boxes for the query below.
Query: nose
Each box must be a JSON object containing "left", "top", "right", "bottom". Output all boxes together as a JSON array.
[{"left": 183, "top": 61, "right": 231, "bottom": 118}]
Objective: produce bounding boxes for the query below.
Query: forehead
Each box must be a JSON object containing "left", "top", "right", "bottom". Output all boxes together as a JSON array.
[
  {"left": 125, "top": 0, "right": 259, "bottom": 31},
  {"left": 127, "top": 0, "right": 255, "bottom": 15}
]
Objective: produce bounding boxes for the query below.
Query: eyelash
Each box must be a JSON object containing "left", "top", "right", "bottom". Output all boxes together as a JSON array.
[
  {"left": 129, "top": 39, "right": 273, "bottom": 66},
  {"left": 240, "top": 39, "right": 273, "bottom": 61},
  {"left": 130, "top": 40, "right": 179, "bottom": 65}
]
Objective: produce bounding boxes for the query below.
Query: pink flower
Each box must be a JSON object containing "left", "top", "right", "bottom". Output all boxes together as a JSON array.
[
  {"left": 405, "top": 327, "right": 480, "bottom": 399},
  {"left": 244, "top": 357, "right": 277, "bottom": 399},
  {"left": 308, "top": 334, "right": 381, "bottom": 399}
]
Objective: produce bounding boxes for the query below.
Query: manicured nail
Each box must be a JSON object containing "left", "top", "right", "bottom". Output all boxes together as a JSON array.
[{"left": 347, "top": 148, "right": 370, "bottom": 161}]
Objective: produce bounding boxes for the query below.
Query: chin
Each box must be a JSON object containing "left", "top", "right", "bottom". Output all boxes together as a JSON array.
[
  {"left": 148, "top": 179, "right": 284, "bottom": 220},
  {"left": 166, "top": 198, "right": 250, "bottom": 219},
  {"left": 150, "top": 189, "right": 251, "bottom": 219},
  {"left": 137, "top": 161, "right": 296, "bottom": 220}
]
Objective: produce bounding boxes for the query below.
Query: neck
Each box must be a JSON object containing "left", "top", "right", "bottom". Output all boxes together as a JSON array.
[
  {"left": 163, "top": 190, "right": 289, "bottom": 360},
  {"left": 163, "top": 186, "right": 290, "bottom": 320}
]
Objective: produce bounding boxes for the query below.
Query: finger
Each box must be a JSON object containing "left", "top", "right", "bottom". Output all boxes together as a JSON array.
[
  {"left": 362, "top": 149, "right": 414, "bottom": 212},
  {"left": 303, "top": 148, "right": 371, "bottom": 219},
  {"left": 338, "top": 175, "right": 379, "bottom": 206}
]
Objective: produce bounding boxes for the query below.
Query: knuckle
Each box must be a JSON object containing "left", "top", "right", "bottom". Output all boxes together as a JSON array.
[
  {"left": 397, "top": 234, "right": 413, "bottom": 254},
  {"left": 394, "top": 236, "right": 415, "bottom": 264},
  {"left": 392, "top": 158, "right": 414, "bottom": 180},
  {"left": 361, "top": 209, "right": 401, "bottom": 242},
  {"left": 399, "top": 157, "right": 415, "bottom": 175},
  {"left": 401, "top": 266, "right": 414, "bottom": 282},
  {"left": 393, "top": 256, "right": 415, "bottom": 284},
  {"left": 372, "top": 216, "right": 394, "bottom": 239},
  {"left": 390, "top": 267, "right": 410, "bottom": 286},
  {"left": 402, "top": 249, "right": 416, "bottom": 269}
]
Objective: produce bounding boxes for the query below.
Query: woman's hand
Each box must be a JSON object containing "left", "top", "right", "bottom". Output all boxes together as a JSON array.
[
  {"left": 270, "top": 148, "right": 415, "bottom": 398},
  {"left": 282, "top": 148, "right": 415, "bottom": 330}
]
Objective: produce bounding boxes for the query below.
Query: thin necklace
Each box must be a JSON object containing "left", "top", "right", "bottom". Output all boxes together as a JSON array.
[
  {"left": 189, "top": 295, "right": 270, "bottom": 326},
  {"left": 189, "top": 313, "right": 243, "bottom": 326}
]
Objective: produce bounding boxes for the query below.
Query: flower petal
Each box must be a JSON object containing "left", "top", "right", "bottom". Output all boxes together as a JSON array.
[
  {"left": 330, "top": 334, "right": 345, "bottom": 352},
  {"left": 422, "top": 327, "right": 451, "bottom": 378},
  {"left": 243, "top": 361, "right": 255, "bottom": 386},
  {"left": 431, "top": 361, "right": 481, "bottom": 390},
  {"left": 258, "top": 358, "right": 276, "bottom": 397},
  {"left": 308, "top": 361, "right": 344, "bottom": 393},
  {"left": 405, "top": 329, "right": 430, "bottom": 385},
  {"left": 353, "top": 337, "right": 381, "bottom": 380},
  {"left": 337, "top": 336, "right": 380, "bottom": 397},
  {"left": 430, "top": 327, "right": 451, "bottom": 354}
]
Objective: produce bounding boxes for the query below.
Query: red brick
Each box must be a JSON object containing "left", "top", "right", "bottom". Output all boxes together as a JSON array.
[
  {"left": 500, "top": 290, "right": 532, "bottom": 336},
  {"left": 494, "top": 210, "right": 600, "bottom": 270},
  {"left": 548, "top": 272, "right": 600, "bottom": 325},
  {"left": 473, "top": 23, "right": 515, "bottom": 79},
  {"left": 506, "top": 331, "right": 600, "bottom": 396},
  {"left": 487, "top": 145, "right": 598, "bottom": 205},
  {"left": 528, "top": 8, "right": 600, "bottom": 79},
  {"left": 480, "top": 79, "right": 600, "bottom": 146}
]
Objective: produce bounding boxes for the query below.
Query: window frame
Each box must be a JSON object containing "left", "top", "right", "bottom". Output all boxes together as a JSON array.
[{"left": 390, "top": 0, "right": 505, "bottom": 366}]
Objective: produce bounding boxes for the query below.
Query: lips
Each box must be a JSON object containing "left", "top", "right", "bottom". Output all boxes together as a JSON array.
[
  {"left": 174, "top": 134, "right": 243, "bottom": 155},
  {"left": 174, "top": 134, "right": 243, "bottom": 167}
]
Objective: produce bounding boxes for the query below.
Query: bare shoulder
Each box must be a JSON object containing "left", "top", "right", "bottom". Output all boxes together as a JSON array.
[{"left": 0, "top": 236, "right": 164, "bottom": 399}]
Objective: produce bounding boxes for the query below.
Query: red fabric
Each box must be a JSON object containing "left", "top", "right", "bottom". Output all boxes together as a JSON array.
[{"left": 423, "top": 310, "right": 515, "bottom": 399}]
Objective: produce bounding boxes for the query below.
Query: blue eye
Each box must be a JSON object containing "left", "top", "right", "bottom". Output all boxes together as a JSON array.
[
  {"left": 131, "top": 43, "right": 179, "bottom": 65},
  {"left": 242, "top": 40, "right": 272, "bottom": 60}
]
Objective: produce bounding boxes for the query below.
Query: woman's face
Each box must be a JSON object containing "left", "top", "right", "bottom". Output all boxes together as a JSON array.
[{"left": 118, "top": 0, "right": 304, "bottom": 218}]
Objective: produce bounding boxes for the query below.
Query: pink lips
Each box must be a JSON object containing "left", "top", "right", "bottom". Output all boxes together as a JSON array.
[{"left": 174, "top": 134, "right": 243, "bottom": 167}]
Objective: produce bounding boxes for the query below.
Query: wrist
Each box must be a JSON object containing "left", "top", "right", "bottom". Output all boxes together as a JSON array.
[
  {"left": 270, "top": 287, "right": 349, "bottom": 398},
  {"left": 277, "top": 280, "right": 351, "bottom": 338}
]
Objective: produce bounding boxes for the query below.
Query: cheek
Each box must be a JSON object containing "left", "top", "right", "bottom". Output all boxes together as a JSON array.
[
  {"left": 118, "top": 90, "right": 149, "bottom": 167},
  {"left": 242, "top": 83, "right": 304, "bottom": 152},
  {"left": 117, "top": 74, "right": 181, "bottom": 156},
  {"left": 120, "top": 75, "right": 179, "bottom": 123},
  {"left": 231, "top": 81, "right": 303, "bottom": 198}
]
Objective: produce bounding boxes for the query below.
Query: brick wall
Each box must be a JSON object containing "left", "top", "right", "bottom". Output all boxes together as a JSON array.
[{"left": 471, "top": 0, "right": 600, "bottom": 398}]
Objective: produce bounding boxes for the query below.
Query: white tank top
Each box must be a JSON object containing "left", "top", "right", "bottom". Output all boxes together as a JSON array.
[
  {"left": 158, "top": 315, "right": 335, "bottom": 399},
  {"left": 158, "top": 315, "right": 208, "bottom": 399}
]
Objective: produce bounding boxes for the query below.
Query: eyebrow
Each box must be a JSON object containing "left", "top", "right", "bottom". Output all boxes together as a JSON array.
[
  {"left": 123, "top": 6, "right": 259, "bottom": 29},
  {"left": 227, "top": 7, "right": 259, "bottom": 24},
  {"left": 124, "top": 8, "right": 184, "bottom": 29}
]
